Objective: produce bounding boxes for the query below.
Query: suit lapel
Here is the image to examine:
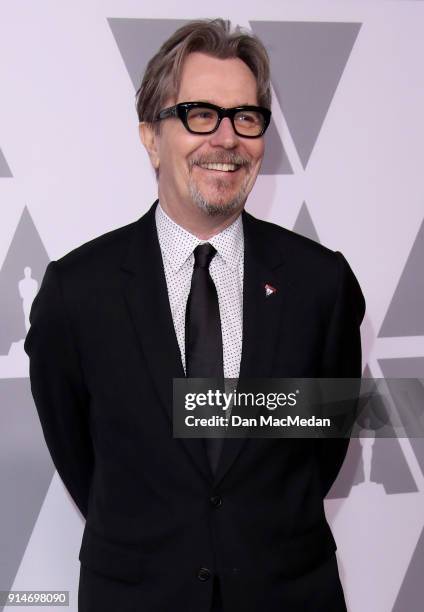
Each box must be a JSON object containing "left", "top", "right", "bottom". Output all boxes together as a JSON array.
[
  {"left": 213, "top": 210, "right": 295, "bottom": 486},
  {"left": 239, "top": 211, "right": 288, "bottom": 379},
  {"left": 119, "top": 201, "right": 212, "bottom": 482}
]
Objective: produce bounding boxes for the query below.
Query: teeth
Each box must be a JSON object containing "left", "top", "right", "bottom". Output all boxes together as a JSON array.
[{"left": 199, "top": 163, "right": 237, "bottom": 172}]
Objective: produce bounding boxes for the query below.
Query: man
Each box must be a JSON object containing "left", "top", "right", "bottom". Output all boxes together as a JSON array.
[{"left": 24, "top": 19, "right": 365, "bottom": 612}]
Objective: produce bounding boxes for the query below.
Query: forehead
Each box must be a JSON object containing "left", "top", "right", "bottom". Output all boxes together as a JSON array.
[{"left": 176, "top": 51, "right": 258, "bottom": 106}]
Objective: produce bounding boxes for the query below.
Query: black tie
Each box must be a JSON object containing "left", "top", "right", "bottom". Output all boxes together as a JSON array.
[{"left": 185, "top": 243, "right": 224, "bottom": 473}]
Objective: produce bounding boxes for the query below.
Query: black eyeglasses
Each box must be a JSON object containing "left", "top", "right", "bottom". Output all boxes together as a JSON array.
[{"left": 155, "top": 102, "right": 271, "bottom": 138}]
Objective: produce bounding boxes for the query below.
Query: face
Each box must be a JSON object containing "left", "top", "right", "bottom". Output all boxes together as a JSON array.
[{"left": 140, "top": 52, "right": 265, "bottom": 220}]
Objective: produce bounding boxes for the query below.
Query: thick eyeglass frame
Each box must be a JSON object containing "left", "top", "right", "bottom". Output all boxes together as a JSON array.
[{"left": 155, "top": 101, "right": 271, "bottom": 138}]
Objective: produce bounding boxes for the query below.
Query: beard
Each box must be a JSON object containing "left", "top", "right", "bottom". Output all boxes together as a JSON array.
[
  {"left": 187, "top": 152, "right": 253, "bottom": 217},
  {"left": 188, "top": 174, "right": 251, "bottom": 217}
]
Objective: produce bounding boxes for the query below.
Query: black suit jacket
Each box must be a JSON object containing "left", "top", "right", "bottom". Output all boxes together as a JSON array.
[{"left": 24, "top": 200, "right": 365, "bottom": 612}]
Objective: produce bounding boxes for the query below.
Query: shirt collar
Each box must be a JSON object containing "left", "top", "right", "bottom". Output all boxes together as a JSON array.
[{"left": 155, "top": 202, "right": 243, "bottom": 272}]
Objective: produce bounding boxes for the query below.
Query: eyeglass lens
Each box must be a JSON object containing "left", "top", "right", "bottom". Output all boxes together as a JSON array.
[{"left": 186, "top": 107, "right": 265, "bottom": 136}]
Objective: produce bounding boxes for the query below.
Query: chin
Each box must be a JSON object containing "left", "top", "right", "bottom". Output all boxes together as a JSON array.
[
  {"left": 195, "top": 194, "right": 245, "bottom": 217},
  {"left": 189, "top": 183, "right": 248, "bottom": 217}
]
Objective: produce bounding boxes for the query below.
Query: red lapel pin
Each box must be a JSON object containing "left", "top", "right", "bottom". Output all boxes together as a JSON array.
[{"left": 264, "top": 283, "right": 277, "bottom": 297}]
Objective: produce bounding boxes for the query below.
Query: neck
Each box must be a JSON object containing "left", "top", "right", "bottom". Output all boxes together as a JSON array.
[{"left": 158, "top": 193, "right": 243, "bottom": 240}]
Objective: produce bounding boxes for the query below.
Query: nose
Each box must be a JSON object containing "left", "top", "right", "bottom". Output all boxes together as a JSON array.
[{"left": 209, "top": 117, "right": 238, "bottom": 149}]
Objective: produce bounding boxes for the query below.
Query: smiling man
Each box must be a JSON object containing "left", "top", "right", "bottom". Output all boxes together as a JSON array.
[{"left": 24, "top": 19, "right": 365, "bottom": 612}]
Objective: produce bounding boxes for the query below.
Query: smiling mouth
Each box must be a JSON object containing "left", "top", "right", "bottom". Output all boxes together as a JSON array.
[{"left": 197, "top": 162, "right": 240, "bottom": 172}]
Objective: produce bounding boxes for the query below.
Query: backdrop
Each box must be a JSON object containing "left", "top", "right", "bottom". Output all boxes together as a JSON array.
[{"left": 1, "top": 2, "right": 423, "bottom": 611}]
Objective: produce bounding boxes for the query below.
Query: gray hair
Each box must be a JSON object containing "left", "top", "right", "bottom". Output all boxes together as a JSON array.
[{"left": 135, "top": 18, "right": 271, "bottom": 132}]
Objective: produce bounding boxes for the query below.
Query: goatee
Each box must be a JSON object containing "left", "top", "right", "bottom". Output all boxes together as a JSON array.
[
  {"left": 188, "top": 181, "right": 248, "bottom": 217},
  {"left": 187, "top": 151, "right": 251, "bottom": 216}
]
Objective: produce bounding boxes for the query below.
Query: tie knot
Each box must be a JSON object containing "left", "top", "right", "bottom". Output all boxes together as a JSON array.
[{"left": 193, "top": 243, "right": 217, "bottom": 269}]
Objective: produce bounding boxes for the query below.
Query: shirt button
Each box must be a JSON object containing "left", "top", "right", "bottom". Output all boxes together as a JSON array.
[
  {"left": 197, "top": 567, "right": 212, "bottom": 581},
  {"left": 210, "top": 495, "right": 223, "bottom": 508}
]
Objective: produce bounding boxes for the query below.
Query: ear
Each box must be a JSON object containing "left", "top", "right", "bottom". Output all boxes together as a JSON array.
[{"left": 139, "top": 122, "right": 160, "bottom": 170}]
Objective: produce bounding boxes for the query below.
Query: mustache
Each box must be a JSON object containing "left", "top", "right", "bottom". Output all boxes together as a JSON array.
[{"left": 189, "top": 152, "right": 250, "bottom": 168}]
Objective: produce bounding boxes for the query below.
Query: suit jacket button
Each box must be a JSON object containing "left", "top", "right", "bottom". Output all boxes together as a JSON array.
[
  {"left": 197, "top": 567, "right": 212, "bottom": 581},
  {"left": 210, "top": 495, "right": 223, "bottom": 508}
]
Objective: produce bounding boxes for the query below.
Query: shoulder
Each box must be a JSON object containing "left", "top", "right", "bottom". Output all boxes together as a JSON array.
[
  {"left": 51, "top": 218, "right": 139, "bottom": 287},
  {"left": 243, "top": 209, "right": 339, "bottom": 271},
  {"left": 243, "top": 210, "right": 365, "bottom": 318},
  {"left": 59, "top": 218, "right": 137, "bottom": 264}
]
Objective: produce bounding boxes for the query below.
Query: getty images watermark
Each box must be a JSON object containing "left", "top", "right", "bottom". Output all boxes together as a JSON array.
[
  {"left": 183, "top": 388, "right": 331, "bottom": 429},
  {"left": 173, "top": 378, "right": 424, "bottom": 439}
]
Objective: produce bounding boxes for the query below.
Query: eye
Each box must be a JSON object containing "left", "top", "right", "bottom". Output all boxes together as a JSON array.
[
  {"left": 186, "top": 107, "right": 218, "bottom": 131},
  {"left": 191, "top": 110, "right": 215, "bottom": 120},
  {"left": 235, "top": 112, "right": 260, "bottom": 124}
]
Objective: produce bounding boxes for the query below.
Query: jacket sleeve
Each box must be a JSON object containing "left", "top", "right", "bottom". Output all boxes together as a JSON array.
[
  {"left": 316, "top": 251, "right": 366, "bottom": 497},
  {"left": 24, "top": 260, "right": 94, "bottom": 518}
]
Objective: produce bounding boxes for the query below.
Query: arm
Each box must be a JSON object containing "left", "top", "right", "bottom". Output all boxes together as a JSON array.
[
  {"left": 24, "top": 261, "right": 94, "bottom": 518},
  {"left": 316, "top": 251, "right": 366, "bottom": 497}
]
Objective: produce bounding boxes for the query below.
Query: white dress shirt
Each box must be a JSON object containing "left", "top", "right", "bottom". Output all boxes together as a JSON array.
[{"left": 155, "top": 202, "right": 244, "bottom": 379}]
